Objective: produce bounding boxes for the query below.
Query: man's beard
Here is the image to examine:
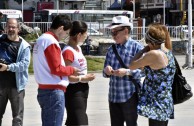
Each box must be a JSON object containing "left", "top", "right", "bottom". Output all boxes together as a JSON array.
[{"left": 7, "top": 32, "right": 17, "bottom": 41}]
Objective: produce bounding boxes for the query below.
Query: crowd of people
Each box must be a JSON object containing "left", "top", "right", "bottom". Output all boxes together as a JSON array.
[{"left": 0, "top": 11, "right": 176, "bottom": 126}]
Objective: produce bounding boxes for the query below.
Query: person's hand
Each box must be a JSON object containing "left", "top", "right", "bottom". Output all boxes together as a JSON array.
[
  {"left": 0, "top": 63, "right": 7, "bottom": 71},
  {"left": 73, "top": 67, "right": 81, "bottom": 76},
  {"left": 142, "top": 46, "right": 150, "bottom": 53},
  {"left": 82, "top": 73, "right": 96, "bottom": 82},
  {"left": 104, "top": 66, "right": 114, "bottom": 76},
  {"left": 113, "top": 68, "right": 127, "bottom": 77}
]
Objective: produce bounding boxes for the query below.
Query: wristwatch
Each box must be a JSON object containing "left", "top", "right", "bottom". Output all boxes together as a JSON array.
[
  {"left": 125, "top": 69, "right": 131, "bottom": 75},
  {"left": 7, "top": 65, "right": 10, "bottom": 71}
]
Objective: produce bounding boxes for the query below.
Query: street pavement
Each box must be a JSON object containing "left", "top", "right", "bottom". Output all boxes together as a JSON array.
[{"left": 2, "top": 55, "right": 194, "bottom": 126}]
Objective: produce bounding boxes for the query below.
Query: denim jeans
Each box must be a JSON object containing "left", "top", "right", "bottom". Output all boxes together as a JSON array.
[
  {"left": 37, "top": 89, "right": 65, "bottom": 126},
  {"left": 0, "top": 88, "right": 25, "bottom": 126}
]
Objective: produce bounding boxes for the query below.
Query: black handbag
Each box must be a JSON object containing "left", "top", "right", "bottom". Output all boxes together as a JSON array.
[
  {"left": 112, "top": 44, "right": 140, "bottom": 92},
  {"left": 172, "top": 56, "right": 193, "bottom": 105}
]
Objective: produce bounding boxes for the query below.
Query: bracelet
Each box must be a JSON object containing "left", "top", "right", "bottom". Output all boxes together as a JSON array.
[{"left": 78, "top": 76, "right": 82, "bottom": 82}]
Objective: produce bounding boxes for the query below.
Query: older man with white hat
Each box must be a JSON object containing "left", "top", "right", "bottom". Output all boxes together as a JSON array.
[{"left": 103, "top": 15, "right": 143, "bottom": 126}]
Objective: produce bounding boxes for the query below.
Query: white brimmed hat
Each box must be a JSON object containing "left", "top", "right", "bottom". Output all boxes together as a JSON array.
[{"left": 106, "top": 16, "right": 133, "bottom": 30}]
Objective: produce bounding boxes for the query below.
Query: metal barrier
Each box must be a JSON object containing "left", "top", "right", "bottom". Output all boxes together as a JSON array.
[{"left": 1, "top": 22, "right": 193, "bottom": 41}]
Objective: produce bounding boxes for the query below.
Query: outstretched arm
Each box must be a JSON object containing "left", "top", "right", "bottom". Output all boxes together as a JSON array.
[
  {"left": 129, "top": 50, "right": 156, "bottom": 70},
  {"left": 131, "top": 46, "right": 150, "bottom": 62}
]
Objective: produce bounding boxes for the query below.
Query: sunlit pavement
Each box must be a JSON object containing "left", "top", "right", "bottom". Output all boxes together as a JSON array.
[{"left": 2, "top": 55, "right": 194, "bottom": 126}]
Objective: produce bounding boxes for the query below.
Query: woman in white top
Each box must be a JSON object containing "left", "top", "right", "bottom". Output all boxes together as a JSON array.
[{"left": 62, "top": 21, "right": 95, "bottom": 126}]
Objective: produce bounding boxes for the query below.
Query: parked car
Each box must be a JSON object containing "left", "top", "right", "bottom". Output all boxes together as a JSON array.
[{"left": 87, "top": 28, "right": 103, "bottom": 36}]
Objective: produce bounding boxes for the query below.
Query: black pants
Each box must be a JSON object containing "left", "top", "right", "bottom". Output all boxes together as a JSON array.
[
  {"left": 149, "top": 119, "right": 168, "bottom": 126},
  {"left": 0, "top": 88, "right": 25, "bottom": 126},
  {"left": 65, "top": 83, "right": 89, "bottom": 126},
  {"left": 109, "top": 93, "right": 138, "bottom": 126}
]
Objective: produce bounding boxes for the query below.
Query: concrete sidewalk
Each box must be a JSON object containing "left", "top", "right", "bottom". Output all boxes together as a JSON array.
[{"left": 2, "top": 55, "right": 194, "bottom": 126}]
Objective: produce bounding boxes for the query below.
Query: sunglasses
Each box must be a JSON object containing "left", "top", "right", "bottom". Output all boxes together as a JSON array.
[{"left": 111, "top": 27, "right": 125, "bottom": 36}]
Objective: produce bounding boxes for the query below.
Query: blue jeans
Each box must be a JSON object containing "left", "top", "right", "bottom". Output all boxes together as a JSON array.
[{"left": 37, "top": 89, "right": 65, "bottom": 126}]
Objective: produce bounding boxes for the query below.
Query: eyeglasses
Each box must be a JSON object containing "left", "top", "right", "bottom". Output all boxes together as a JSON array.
[
  {"left": 111, "top": 27, "right": 125, "bottom": 36},
  {"left": 6, "top": 26, "right": 18, "bottom": 30}
]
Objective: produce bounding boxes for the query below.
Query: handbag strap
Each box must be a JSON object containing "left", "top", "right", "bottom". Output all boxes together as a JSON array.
[
  {"left": 112, "top": 44, "right": 140, "bottom": 92},
  {"left": 159, "top": 51, "right": 182, "bottom": 75},
  {"left": 112, "top": 44, "right": 127, "bottom": 68},
  {"left": 173, "top": 55, "right": 182, "bottom": 75}
]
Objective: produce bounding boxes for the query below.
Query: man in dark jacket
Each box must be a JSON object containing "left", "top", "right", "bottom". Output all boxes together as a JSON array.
[{"left": 0, "top": 12, "right": 4, "bottom": 35}]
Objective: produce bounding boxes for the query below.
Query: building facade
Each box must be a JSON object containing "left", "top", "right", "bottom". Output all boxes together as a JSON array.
[
  {"left": 0, "top": 0, "right": 193, "bottom": 26},
  {"left": 139, "top": 0, "right": 194, "bottom": 26}
]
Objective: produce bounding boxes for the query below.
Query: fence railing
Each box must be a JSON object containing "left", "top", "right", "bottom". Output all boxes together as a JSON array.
[{"left": 2, "top": 22, "right": 194, "bottom": 41}]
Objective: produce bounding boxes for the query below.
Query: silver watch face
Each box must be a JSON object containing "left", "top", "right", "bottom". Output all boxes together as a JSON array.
[
  {"left": 126, "top": 69, "right": 131, "bottom": 75},
  {"left": 7, "top": 65, "right": 9, "bottom": 71}
]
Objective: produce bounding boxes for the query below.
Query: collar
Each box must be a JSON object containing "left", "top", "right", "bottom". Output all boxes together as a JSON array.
[
  {"left": 45, "top": 31, "right": 59, "bottom": 41},
  {"left": 116, "top": 37, "right": 131, "bottom": 49}
]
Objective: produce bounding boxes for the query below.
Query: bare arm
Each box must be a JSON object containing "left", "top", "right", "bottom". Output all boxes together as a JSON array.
[
  {"left": 131, "top": 46, "right": 150, "bottom": 62},
  {"left": 65, "top": 60, "right": 95, "bottom": 83},
  {"left": 129, "top": 51, "right": 157, "bottom": 70}
]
